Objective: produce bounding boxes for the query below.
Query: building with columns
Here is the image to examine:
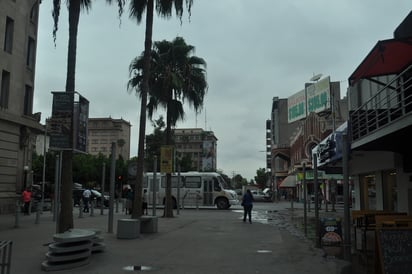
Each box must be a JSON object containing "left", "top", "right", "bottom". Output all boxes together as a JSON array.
[{"left": 0, "top": 0, "right": 43, "bottom": 213}]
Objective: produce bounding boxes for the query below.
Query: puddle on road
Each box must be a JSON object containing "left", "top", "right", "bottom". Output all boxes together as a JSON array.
[{"left": 257, "top": 250, "right": 273, "bottom": 253}]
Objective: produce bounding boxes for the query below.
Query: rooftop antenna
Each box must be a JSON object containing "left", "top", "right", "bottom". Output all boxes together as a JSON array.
[{"left": 310, "top": 73, "right": 323, "bottom": 82}]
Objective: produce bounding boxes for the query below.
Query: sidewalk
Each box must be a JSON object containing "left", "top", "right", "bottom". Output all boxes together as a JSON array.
[{"left": 0, "top": 201, "right": 352, "bottom": 274}]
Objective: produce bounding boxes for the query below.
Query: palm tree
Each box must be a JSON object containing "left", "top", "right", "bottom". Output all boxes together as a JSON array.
[
  {"left": 52, "top": 0, "right": 125, "bottom": 232},
  {"left": 128, "top": 36, "right": 207, "bottom": 217},
  {"left": 127, "top": 0, "right": 193, "bottom": 218}
]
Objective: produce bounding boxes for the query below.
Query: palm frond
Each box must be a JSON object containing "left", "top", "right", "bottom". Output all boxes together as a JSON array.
[
  {"left": 52, "top": 0, "right": 61, "bottom": 46},
  {"left": 105, "top": 0, "right": 126, "bottom": 19},
  {"left": 129, "top": 0, "right": 147, "bottom": 23}
]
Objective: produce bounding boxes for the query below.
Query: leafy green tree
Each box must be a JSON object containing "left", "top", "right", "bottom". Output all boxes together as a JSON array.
[
  {"left": 232, "top": 174, "right": 245, "bottom": 189},
  {"left": 51, "top": 0, "right": 125, "bottom": 232},
  {"left": 178, "top": 154, "right": 194, "bottom": 172},
  {"left": 255, "top": 168, "right": 267, "bottom": 189},
  {"left": 145, "top": 116, "right": 166, "bottom": 171},
  {"left": 127, "top": 0, "right": 194, "bottom": 218},
  {"left": 129, "top": 36, "right": 207, "bottom": 217}
]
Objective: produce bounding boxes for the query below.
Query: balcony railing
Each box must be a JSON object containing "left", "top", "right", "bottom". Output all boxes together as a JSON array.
[{"left": 350, "top": 65, "right": 412, "bottom": 142}]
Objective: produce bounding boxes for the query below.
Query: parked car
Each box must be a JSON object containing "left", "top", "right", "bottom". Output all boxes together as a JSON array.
[{"left": 250, "top": 190, "right": 266, "bottom": 201}]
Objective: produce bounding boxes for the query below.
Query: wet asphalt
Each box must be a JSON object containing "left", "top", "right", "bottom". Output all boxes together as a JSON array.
[{"left": 0, "top": 201, "right": 351, "bottom": 274}]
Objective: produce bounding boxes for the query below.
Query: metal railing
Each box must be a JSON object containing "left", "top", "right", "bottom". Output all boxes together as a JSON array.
[
  {"left": 0, "top": 240, "right": 12, "bottom": 274},
  {"left": 350, "top": 65, "right": 412, "bottom": 142}
]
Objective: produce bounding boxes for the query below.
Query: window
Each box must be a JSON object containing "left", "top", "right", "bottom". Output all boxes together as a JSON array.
[
  {"left": 3, "top": 17, "right": 14, "bottom": 53},
  {"left": 184, "top": 176, "right": 201, "bottom": 188},
  {"left": 23, "top": 85, "right": 33, "bottom": 115},
  {"left": 26, "top": 37, "right": 35, "bottom": 69},
  {"left": 1, "top": 70, "right": 10, "bottom": 109},
  {"left": 213, "top": 178, "right": 222, "bottom": 191}
]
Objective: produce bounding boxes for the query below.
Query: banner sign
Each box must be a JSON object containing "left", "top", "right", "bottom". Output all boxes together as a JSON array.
[
  {"left": 287, "top": 76, "right": 332, "bottom": 123},
  {"left": 306, "top": 76, "right": 330, "bottom": 114},
  {"left": 160, "top": 146, "right": 174, "bottom": 173},
  {"left": 288, "top": 89, "right": 306, "bottom": 123},
  {"left": 49, "top": 91, "right": 89, "bottom": 152},
  {"left": 49, "top": 92, "right": 74, "bottom": 149}
]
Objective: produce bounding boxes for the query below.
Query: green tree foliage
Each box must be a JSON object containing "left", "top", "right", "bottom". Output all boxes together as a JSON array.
[
  {"left": 254, "top": 168, "right": 268, "bottom": 189},
  {"left": 31, "top": 152, "right": 128, "bottom": 198},
  {"left": 145, "top": 116, "right": 166, "bottom": 171},
  {"left": 128, "top": 36, "right": 207, "bottom": 217},
  {"left": 232, "top": 174, "right": 245, "bottom": 189}
]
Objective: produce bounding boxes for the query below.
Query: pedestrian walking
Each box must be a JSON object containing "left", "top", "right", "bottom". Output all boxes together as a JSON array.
[
  {"left": 82, "top": 188, "right": 91, "bottom": 213},
  {"left": 125, "top": 188, "right": 133, "bottom": 214},
  {"left": 242, "top": 189, "right": 254, "bottom": 224},
  {"left": 22, "top": 187, "right": 32, "bottom": 215},
  {"left": 142, "top": 189, "right": 148, "bottom": 215}
]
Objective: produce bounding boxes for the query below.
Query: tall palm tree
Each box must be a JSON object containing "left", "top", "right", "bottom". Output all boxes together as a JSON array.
[
  {"left": 127, "top": 0, "right": 193, "bottom": 218},
  {"left": 52, "top": 0, "right": 125, "bottom": 232},
  {"left": 128, "top": 37, "right": 207, "bottom": 217}
]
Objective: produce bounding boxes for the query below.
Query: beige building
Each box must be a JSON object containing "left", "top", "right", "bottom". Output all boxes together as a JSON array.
[
  {"left": 0, "top": 1, "right": 43, "bottom": 213},
  {"left": 174, "top": 128, "right": 217, "bottom": 172},
  {"left": 87, "top": 118, "right": 131, "bottom": 160}
]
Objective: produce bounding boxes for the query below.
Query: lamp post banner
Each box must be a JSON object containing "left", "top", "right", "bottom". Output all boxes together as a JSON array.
[{"left": 160, "top": 146, "right": 174, "bottom": 173}]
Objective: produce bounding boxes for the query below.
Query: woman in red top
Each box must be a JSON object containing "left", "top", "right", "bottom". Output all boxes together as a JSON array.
[{"left": 22, "top": 187, "right": 32, "bottom": 215}]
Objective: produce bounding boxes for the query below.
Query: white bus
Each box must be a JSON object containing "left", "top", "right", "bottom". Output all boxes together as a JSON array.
[{"left": 143, "top": 172, "right": 239, "bottom": 209}]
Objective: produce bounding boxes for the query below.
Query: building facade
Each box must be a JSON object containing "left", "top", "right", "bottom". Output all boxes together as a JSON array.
[
  {"left": 174, "top": 128, "right": 217, "bottom": 172},
  {"left": 87, "top": 118, "right": 131, "bottom": 160},
  {"left": 269, "top": 79, "right": 348, "bottom": 201},
  {"left": 346, "top": 13, "right": 412, "bottom": 214},
  {"left": 0, "top": 0, "right": 43, "bottom": 213}
]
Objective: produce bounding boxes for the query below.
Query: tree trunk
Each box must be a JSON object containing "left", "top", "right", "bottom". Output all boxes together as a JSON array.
[
  {"left": 132, "top": 0, "right": 154, "bottom": 219},
  {"left": 59, "top": 0, "right": 80, "bottom": 232}
]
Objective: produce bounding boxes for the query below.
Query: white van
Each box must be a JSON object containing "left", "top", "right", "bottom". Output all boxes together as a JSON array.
[{"left": 144, "top": 172, "right": 239, "bottom": 209}]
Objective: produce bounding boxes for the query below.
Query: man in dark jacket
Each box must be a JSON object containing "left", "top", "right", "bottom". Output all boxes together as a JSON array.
[{"left": 242, "top": 189, "right": 254, "bottom": 224}]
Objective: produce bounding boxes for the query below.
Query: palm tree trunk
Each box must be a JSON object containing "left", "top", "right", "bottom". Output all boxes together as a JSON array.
[
  {"left": 132, "top": 0, "right": 154, "bottom": 219},
  {"left": 59, "top": 0, "right": 80, "bottom": 232}
]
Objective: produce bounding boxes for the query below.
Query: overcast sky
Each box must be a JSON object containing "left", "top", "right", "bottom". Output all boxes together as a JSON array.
[{"left": 34, "top": 1, "right": 411, "bottom": 181}]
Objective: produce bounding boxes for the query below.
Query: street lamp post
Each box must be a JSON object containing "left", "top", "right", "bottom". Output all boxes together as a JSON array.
[{"left": 23, "top": 165, "right": 29, "bottom": 190}]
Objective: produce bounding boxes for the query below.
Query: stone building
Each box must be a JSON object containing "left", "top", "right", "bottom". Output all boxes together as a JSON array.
[
  {"left": 0, "top": 0, "right": 43, "bottom": 213},
  {"left": 87, "top": 117, "right": 131, "bottom": 160},
  {"left": 174, "top": 128, "right": 217, "bottom": 172}
]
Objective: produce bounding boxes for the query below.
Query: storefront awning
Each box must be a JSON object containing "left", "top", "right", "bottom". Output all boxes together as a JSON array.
[
  {"left": 348, "top": 38, "right": 412, "bottom": 86},
  {"left": 279, "top": 175, "right": 296, "bottom": 188}
]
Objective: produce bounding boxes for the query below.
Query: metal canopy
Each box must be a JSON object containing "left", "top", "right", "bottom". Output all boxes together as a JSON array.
[
  {"left": 348, "top": 38, "right": 412, "bottom": 86},
  {"left": 279, "top": 175, "right": 296, "bottom": 188}
]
